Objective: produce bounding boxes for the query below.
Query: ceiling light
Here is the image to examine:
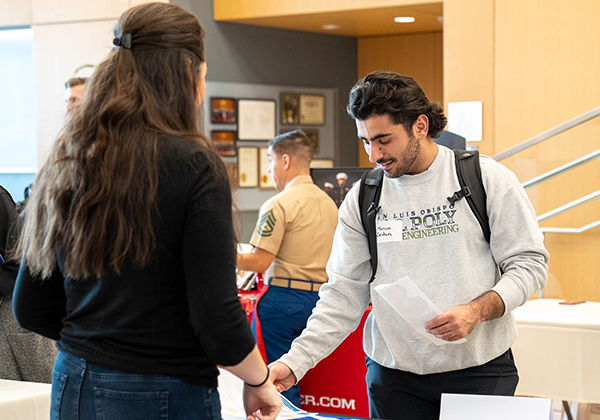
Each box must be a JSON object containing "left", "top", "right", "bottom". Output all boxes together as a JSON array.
[
  {"left": 322, "top": 24, "right": 340, "bottom": 30},
  {"left": 394, "top": 16, "right": 415, "bottom": 23}
]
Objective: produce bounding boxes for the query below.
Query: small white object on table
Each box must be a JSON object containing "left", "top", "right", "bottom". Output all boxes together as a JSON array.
[
  {"left": 512, "top": 298, "right": 600, "bottom": 403},
  {"left": 0, "top": 379, "right": 51, "bottom": 420}
]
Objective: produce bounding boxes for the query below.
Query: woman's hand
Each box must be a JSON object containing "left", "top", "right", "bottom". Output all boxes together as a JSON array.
[{"left": 243, "top": 380, "right": 282, "bottom": 420}]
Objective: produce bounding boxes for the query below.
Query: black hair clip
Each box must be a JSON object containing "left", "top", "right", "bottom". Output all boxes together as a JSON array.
[{"left": 113, "top": 33, "right": 132, "bottom": 49}]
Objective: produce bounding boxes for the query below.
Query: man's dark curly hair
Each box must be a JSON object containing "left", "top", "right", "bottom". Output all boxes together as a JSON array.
[{"left": 347, "top": 71, "right": 447, "bottom": 138}]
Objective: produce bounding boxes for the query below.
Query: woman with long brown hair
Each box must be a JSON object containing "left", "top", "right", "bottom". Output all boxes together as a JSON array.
[{"left": 12, "top": 3, "right": 281, "bottom": 419}]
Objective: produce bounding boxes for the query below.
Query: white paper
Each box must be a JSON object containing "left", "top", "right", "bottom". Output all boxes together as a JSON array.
[
  {"left": 374, "top": 276, "right": 466, "bottom": 346},
  {"left": 447, "top": 101, "right": 483, "bottom": 142},
  {"left": 440, "top": 393, "right": 553, "bottom": 420}
]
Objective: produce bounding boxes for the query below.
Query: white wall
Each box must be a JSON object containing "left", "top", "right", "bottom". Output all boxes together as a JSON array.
[{"left": 0, "top": 0, "right": 168, "bottom": 169}]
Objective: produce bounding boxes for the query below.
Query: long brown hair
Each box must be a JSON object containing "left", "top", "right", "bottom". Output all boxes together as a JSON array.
[{"left": 18, "top": 3, "right": 212, "bottom": 279}]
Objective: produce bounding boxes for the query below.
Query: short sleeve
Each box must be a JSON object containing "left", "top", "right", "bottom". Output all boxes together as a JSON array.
[{"left": 249, "top": 199, "right": 286, "bottom": 256}]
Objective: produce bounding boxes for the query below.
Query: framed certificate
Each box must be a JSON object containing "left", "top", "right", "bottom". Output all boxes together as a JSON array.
[
  {"left": 259, "top": 147, "right": 275, "bottom": 190},
  {"left": 238, "top": 99, "right": 276, "bottom": 140},
  {"left": 299, "top": 94, "right": 325, "bottom": 125},
  {"left": 238, "top": 147, "right": 258, "bottom": 188}
]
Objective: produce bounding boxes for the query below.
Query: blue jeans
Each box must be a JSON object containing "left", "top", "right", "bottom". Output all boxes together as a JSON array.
[{"left": 51, "top": 350, "right": 222, "bottom": 420}]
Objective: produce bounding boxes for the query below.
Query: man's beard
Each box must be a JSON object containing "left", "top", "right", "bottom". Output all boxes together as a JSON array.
[{"left": 380, "top": 132, "right": 420, "bottom": 178}]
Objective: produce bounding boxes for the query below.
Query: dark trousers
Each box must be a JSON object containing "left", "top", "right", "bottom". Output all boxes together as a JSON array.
[
  {"left": 366, "top": 350, "right": 519, "bottom": 420},
  {"left": 252, "top": 285, "right": 319, "bottom": 407}
]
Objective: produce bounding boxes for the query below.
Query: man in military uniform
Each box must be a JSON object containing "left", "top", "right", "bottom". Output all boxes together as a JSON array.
[
  {"left": 237, "top": 130, "right": 338, "bottom": 406},
  {"left": 333, "top": 172, "right": 350, "bottom": 207}
]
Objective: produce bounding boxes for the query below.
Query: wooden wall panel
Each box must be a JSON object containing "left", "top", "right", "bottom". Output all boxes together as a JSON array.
[
  {"left": 443, "top": 0, "right": 495, "bottom": 157},
  {"left": 357, "top": 31, "right": 443, "bottom": 167},
  {"left": 494, "top": 0, "right": 600, "bottom": 301}
]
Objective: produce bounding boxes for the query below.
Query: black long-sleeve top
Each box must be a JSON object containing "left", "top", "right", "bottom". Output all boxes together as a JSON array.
[{"left": 12, "top": 134, "right": 255, "bottom": 387}]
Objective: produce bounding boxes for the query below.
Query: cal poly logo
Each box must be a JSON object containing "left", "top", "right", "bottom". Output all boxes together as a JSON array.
[{"left": 258, "top": 209, "right": 276, "bottom": 237}]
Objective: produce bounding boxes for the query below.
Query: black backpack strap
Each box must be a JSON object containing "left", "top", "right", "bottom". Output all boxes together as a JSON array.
[
  {"left": 448, "top": 149, "right": 491, "bottom": 243},
  {"left": 358, "top": 168, "right": 384, "bottom": 283}
]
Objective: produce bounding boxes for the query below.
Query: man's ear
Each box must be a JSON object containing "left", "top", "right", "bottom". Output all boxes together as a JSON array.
[
  {"left": 282, "top": 154, "right": 291, "bottom": 170},
  {"left": 414, "top": 114, "right": 430, "bottom": 140}
]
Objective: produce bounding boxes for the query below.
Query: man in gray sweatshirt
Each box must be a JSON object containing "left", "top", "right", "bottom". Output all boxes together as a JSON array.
[{"left": 270, "top": 71, "right": 549, "bottom": 420}]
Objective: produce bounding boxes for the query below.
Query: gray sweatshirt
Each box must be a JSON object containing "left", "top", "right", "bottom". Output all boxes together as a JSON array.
[{"left": 279, "top": 145, "right": 549, "bottom": 379}]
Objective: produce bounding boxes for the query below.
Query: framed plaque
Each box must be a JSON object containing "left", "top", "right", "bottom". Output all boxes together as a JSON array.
[
  {"left": 211, "top": 130, "right": 237, "bottom": 156},
  {"left": 210, "top": 97, "right": 236, "bottom": 124},
  {"left": 238, "top": 99, "right": 276, "bottom": 140},
  {"left": 280, "top": 92, "right": 299, "bottom": 125},
  {"left": 299, "top": 94, "right": 325, "bottom": 125},
  {"left": 238, "top": 147, "right": 258, "bottom": 188}
]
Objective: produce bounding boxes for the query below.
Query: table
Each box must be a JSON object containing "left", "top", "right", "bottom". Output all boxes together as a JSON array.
[
  {"left": 512, "top": 299, "right": 600, "bottom": 404},
  {"left": 0, "top": 379, "right": 51, "bottom": 420}
]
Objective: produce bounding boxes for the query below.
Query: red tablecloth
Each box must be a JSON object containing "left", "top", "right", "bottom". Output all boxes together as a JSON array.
[
  {"left": 238, "top": 290, "right": 370, "bottom": 418},
  {"left": 298, "top": 309, "right": 370, "bottom": 417}
]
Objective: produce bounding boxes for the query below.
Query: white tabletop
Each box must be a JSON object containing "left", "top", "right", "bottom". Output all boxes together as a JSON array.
[
  {"left": 513, "top": 298, "right": 600, "bottom": 330},
  {"left": 0, "top": 380, "right": 51, "bottom": 420},
  {"left": 512, "top": 299, "right": 600, "bottom": 403}
]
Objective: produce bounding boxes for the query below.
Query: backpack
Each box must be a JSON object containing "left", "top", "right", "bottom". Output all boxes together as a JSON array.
[{"left": 358, "top": 149, "right": 489, "bottom": 283}]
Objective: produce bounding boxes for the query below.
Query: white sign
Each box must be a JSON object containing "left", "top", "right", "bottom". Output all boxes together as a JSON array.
[
  {"left": 447, "top": 101, "right": 483, "bottom": 142},
  {"left": 440, "top": 394, "right": 553, "bottom": 420}
]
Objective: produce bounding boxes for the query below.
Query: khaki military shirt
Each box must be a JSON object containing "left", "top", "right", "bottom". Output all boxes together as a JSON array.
[{"left": 250, "top": 175, "right": 338, "bottom": 283}]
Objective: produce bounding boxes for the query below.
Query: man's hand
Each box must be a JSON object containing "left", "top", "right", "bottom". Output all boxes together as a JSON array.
[
  {"left": 424, "top": 291, "right": 505, "bottom": 341},
  {"left": 424, "top": 304, "right": 479, "bottom": 341},
  {"left": 268, "top": 361, "right": 297, "bottom": 393}
]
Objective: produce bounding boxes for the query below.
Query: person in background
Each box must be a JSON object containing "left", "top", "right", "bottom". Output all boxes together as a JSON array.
[
  {"left": 270, "top": 71, "right": 549, "bottom": 420},
  {"left": 64, "top": 77, "right": 87, "bottom": 112},
  {"left": 12, "top": 4, "right": 281, "bottom": 420},
  {"left": 332, "top": 171, "right": 350, "bottom": 207},
  {"left": 237, "top": 130, "right": 338, "bottom": 406},
  {"left": 0, "top": 185, "right": 56, "bottom": 382},
  {"left": 323, "top": 181, "right": 335, "bottom": 202}
]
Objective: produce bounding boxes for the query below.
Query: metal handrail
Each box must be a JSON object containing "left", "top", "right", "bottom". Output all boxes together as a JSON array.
[
  {"left": 537, "top": 190, "right": 600, "bottom": 222},
  {"left": 522, "top": 149, "right": 600, "bottom": 189},
  {"left": 541, "top": 219, "right": 600, "bottom": 234},
  {"left": 492, "top": 105, "right": 600, "bottom": 161}
]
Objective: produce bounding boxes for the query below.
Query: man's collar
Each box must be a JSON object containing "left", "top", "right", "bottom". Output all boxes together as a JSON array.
[{"left": 284, "top": 174, "right": 313, "bottom": 190}]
